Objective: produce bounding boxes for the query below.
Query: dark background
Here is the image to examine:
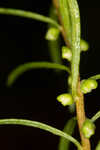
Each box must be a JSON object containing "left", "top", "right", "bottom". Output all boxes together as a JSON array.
[{"left": 0, "top": 0, "right": 100, "bottom": 150}]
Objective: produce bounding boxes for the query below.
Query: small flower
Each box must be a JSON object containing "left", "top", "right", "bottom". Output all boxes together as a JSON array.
[
  {"left": 57, "top": 93, "right": 74, "bottom": 106},
  {"left": 80, "top": 79, "right": 98, "bottom": 94},
  {"left": 80, "top": 39, "right": 89, "bottom": 52},
  {"left": 81, "top": 119, "right": 95, "bottom": 139},
  {"left": 62, "top": 46, "right": 72, "bottom": 61},
  {"left": 45, "top": 27, "right": 60, "bottom": 41}
]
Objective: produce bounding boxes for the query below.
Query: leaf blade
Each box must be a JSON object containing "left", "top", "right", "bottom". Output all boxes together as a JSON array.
[
  {"left": 59, "top": 0, "right": 72, "bottom": 45},
  {"left": 89, "top": 74, "right": 100, "bottom": 80},
  {"left": 91, "top": 111, "right": 100, "bottom": 122},
  {"left": 0, "top": 8, "right": 61, "bottom": 29},
  {"left": 0, "top": 118, "right": 82, "bottom": 150},
  {"left": 58, "top": 117, "right": 76, "bottom": 150},
  {"left": 7, "top": 62, "right": 70, "bottom": 86},
  {"left": 95, "top": 141, "right": 100, "bottom": 150}
]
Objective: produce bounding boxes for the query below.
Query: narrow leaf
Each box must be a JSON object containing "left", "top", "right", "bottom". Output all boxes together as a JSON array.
[
  {"left": 7, "top": 62, "right": 70, "bottom": 86},
  {"left": 89, "top": 74, "right": 100, "bottom": 80},
  {"left": 91, "top": 111, "right": 100, "bottom": 122},
  {"left": 95, "top": 141, "right": 100, "bottom": 150},
  {"left": 58, "top": 117, "right": 76, "bottom": 150},
  {"left": 0, "top": 118, "right": 82, "bottom": 150},
  {"left": 59, "top": 0, "right": 72, "bottom": 45},
  {"left": 0, "top": 8, "right": 61, "bottom": 29}
]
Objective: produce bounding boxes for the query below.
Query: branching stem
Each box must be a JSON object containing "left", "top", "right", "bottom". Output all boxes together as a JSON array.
[{"left": 52, "top": 0, "right": 91, "bottom": 150}]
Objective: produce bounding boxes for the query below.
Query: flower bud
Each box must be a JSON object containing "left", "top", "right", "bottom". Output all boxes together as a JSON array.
[
  {"left": 62, "top": 46, "right": 72, "bottom": 61},
  {"left": 80, "top": 39, "right": 89, "bottom": 52},
  {"left": 57, "top": 93, "right": 74, "bottom": 106},
  {"left": 45, "top": 27, "right": 60, "bottom": 41},
  {"left": 81, "top": 119, "right": 95, "bottom": 138},
  {"left": 80, "top": 79, "right": 98, "bottom": 94}
]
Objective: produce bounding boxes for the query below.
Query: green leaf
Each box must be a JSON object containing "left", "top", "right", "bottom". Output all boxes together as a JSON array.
[
  {"left": 59, "top": 0, "right": 72, "bottom": 46},
  {"left": 58, "top": 117, "right": 76, "bottom": 150},
  {"left": 0, "top": 118, "right": 82, "bottom": 150},
  {"left": 91, "top": 111, "right": 100, "bottom": 122},
  {"left": 0, "top": 8, "right": 61, "bottom": 29},
  {"left": 89, "top": 74, "right": 100, "bottom": 80},
  {"left": 95, "top": 141, "right": 100, "bottom": 150},
  {"left": 7, "top": 62, "right": 70, "bottom": 86}
]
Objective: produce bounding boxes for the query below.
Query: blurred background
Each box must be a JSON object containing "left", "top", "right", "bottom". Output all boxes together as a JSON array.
[{"left": 0, "top": 0, "right": 100, "bottom": 149}]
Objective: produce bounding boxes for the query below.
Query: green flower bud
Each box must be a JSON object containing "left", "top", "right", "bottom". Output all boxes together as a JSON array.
[
  {"left": 80, "top": 79, "right": 98, "bottom": 94},
  {"left": 62, "top": 46, "right": 72, "bottom": 61},
  {"left": 57, "top": 93, "right": 74, "bottom": 106},
  {"left": 80, "top": 39, "right": 89, "bottom": 52},
  {"left": 45, "top": 27, "right": 60, "bottom": 41},
  {"left": 81, "top": 119, "right": 95, "bottom": 138}
]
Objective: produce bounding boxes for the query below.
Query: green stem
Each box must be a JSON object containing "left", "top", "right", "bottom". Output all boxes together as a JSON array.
[
  {"left": 0, "top": 8, "right": 61, "bottom": 29},
  {"left": 68, "top": 0, "right": 81, "bottom": 98},
  {"left": 59, "top": 0, "right": 81, "bottom": 98},
  {"left": 0, "top": 118, "right": 82, "bottom": 150},
  {"left": 53, "top": 0, "right": 91, "bottom": 149},
  {"left": 48, "top": 5, "right": 62, "bottom": 64}
]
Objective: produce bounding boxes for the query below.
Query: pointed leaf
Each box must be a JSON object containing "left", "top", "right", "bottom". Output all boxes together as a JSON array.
[
  {"left": 0, "top": 118, "right": 82, "bottom": 150},
  {"left": 91, "top": 111, "right": 100, "bottom": 122},
  {"left": 59, "top": 0, "right": 72, "bottom": 45},
  {"left": 95, "top": 141, "right": 100, "bottom": 150},
  {"left": 0, "top": 8, "right": 61, "bottom": 29},
  {"left": 7, "top": 62, "right": 70, "bottom": 86},
  {"left": 58, "top": 117, "right": 76, "bottom": 150},
  {"left": 89, "top": 74, "right": 100, "bottom": 80}
]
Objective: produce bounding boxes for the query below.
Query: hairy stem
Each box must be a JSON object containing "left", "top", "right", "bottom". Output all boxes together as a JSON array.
[{"left": 52, "top": 0, "right": 91, "bottom": 150}]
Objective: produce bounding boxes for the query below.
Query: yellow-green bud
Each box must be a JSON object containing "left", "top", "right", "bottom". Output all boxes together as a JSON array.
[
  {"left": 81, "top": 119, "right": 95, "bottom": 138},
  {"left": 62, "top": 46, "right": 72, "bottom": 61},
  {"left": 80, "top": 39, "right": 89, "bottom": 52},
  {"left": 80, "top": 79, "right": 98, "bottom": 94},
  {"left": 57, "top": 93, "right": 74, "bottom": 106},
  {"left": 45, "top": 27, "right": 60, "bottom": 41}
]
